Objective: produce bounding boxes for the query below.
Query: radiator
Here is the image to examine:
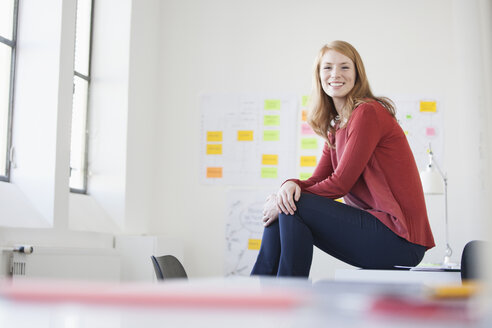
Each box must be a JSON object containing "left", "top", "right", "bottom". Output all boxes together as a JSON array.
[{"left": 8, "top": 246, "right": 121, "bottom": 281}]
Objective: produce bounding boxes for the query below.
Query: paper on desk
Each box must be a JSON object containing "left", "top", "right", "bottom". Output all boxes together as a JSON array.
[{"left": 394, "top": 263, "right": 461, "bottom": 272}]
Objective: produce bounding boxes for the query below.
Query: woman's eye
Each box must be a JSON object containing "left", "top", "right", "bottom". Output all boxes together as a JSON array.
[{"left": 342, "top": 66, "right": 350, "bottom": 70}]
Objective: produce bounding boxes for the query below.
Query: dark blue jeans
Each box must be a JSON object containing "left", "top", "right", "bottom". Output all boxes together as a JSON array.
[{"left": 251, "top": 193, "right": 426, "bottom": 277}]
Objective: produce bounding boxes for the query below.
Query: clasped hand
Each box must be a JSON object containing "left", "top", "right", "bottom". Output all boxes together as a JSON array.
[{"left": 262, "top": 181, "right": 301, "bottom": 227}]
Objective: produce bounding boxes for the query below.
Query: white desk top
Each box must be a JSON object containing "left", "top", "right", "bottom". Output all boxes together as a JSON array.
[{"left": 0, "top": 277, "right": 486, "bottom": 327}]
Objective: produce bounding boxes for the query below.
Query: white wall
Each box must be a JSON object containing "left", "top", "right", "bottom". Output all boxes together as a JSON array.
[{"left": 154, "top": 0, "right": 492, "bottom": 278}]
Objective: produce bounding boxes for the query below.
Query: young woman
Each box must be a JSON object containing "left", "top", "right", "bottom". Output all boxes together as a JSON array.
[{"left": 251, "top": 41, "right": 435, "bottom": 277}]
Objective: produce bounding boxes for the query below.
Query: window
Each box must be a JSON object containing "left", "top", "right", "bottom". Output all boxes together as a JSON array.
[
  {"left": 0, "top": 0, "right": 18, "bottom": 181},
  {"left": 70, "top": 0, "right": 93, "bottom": 192}
]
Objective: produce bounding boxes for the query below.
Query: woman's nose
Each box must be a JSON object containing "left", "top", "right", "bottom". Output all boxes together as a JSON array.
[{"left": 331, "top": 66, "right": 340, "bottom": 77}]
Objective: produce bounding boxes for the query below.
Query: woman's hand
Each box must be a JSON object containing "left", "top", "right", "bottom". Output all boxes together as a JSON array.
[
  {"left": 262, "top": 193, "right": 280, "bottom": 227},
  {"left": 277, "top": 181, "right": 301, "bottom": 215}
]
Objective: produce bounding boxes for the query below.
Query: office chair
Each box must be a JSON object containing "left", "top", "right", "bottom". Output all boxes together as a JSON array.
[{"left": 151, "top": 255, "right": 188, "bottom": 280}]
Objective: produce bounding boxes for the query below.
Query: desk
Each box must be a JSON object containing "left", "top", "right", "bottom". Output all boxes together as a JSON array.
[
  {"left": 0, "top": 277, "right": 486, "bottom": 327},
  {"left": 335, "top": 269, "right": 462, "bottom": 285}
]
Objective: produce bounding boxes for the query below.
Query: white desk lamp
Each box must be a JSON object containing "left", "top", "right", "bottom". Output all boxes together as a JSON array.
[{"left": 419, "top": 146, "right": 455, "bottom": 268}]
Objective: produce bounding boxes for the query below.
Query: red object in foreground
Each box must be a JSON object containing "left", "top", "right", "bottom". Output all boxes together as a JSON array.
[{"left": 0, "top": 278, "right": 306, "bottom": 309}]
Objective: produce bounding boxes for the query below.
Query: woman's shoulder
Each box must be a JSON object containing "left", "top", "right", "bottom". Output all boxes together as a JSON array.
[
  {"left": 353, "top": 99, "right": 394, "bottom": 120},
  {"left": 354, "top": 99, "right": 385, "bottom": 111},
  {"left": 351, "top": 100, "right": 382, "bottom": 118}
]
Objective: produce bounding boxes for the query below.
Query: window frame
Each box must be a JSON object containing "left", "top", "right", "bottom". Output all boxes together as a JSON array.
[
  {"left": 0, "top": 0, "right": 19, "bottom": 182},
  {"left": 70, "top": 0, "right": 94, "bottom": 194}
]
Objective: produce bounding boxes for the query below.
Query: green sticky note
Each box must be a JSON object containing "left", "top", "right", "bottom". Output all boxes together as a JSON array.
[
  {"left": 263, "top": 130, "right": 280, "bottom": 141},
  {"left": 406, "top": 114, "right": 412, "bottom": 119},
  {"left": 299, "top": 172, "right": 312, "bottom": 180},
  {"left": 264, "top": 115, "right": 280, "bottom": 126},
  {"left": 301, "top": 137, "right": 318, "bottom": 150},
  {"left": 261, "top": 167, "right": 278, "bottom": 179},
  {"left": 264, "top": 99, "right": 281, "bottom": 110},
  {"left": 302, "top": 95, "right": 309, "bottom": 107}
]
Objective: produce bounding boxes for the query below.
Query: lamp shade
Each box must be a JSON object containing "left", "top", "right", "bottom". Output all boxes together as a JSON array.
[{"left": 420, "top": 166, "right": 445, "bottom": 194}]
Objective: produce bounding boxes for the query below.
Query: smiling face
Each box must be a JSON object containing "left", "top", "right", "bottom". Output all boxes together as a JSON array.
[{"left": 319, "top": 50, "right": 356, "bottom": 112}]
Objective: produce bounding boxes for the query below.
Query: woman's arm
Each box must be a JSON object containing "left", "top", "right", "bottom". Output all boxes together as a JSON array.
[
  {"left": 288, "top": 141, "right": 334, "bottom": 189},
  {"left": 304, "top": 104, "right": 384, "bottom": 198}
]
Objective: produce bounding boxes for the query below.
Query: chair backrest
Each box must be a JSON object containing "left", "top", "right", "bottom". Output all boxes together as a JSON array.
[
  {"left": 151, "top": 255, "right": 188, "bottom": 280},
  {"left": 461, "top": 240, "right": 486, "bottom": 282}
]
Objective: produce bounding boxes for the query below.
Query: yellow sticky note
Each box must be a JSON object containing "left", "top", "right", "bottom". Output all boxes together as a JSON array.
[
  {"left": 263, "top": 130, "right": 280, "bottom": 141},
  {"left": 237, "top": 130, "right": 254, "bottom": 141},
  {"left": 301, "top": 110, "right": 308, "bottom": 122},
  {"left": 262, "top": 154, "right": 278, "bottom": 165},
  {"left": 335, "top": 198, "right": 344, "bottom": 203},
  {"left": 420, "top": 101, "right": 437, "bottom": 112},
  {"left": 264, "top": 99, "right": 281, "bottom": 110},
  {"left": 302, "top": 95, "right": 309, "bottom": 107},
  {"left": 300, "top": 156, "right": 317, "bottom": 167},
  {"left": 301, "top": 137, "right": 318, "bottom": 150},
  {"left": 264, "top": 115, "right": 280, "bottom": 126},
  {"left": 206, "top": 167, "right": 222, "bottom": 178},
  {"left": 299, "top": 172, "right": 312, "bottom": 180},
  {"left": 206, "top": 131, "right": 223, "bottom": 142},
  {"left": 206, "top": 144, "right": 222, "bottom": 155},
  {"left": 248, "top": 239, "right": 262, "bottom": 250},
  {"left": 261, "top": 167, "right": 278, "bottom": 178}
]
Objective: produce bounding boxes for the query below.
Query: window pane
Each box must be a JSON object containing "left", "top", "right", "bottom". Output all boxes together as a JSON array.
[
  {"left": 0, "top": 43, "right": 11, "bottom": 177},
  {"left": 0, "top": 0, "right": 14, "bottom": 40},
  {"left": 74, "top": 0, "right": 92, "bottom": 76},
  {"left": 70, "top": 76, "right": 89, "bottom": 190}
]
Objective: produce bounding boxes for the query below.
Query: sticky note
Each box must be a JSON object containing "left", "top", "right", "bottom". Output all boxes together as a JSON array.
[
  {"left": 248, "top": 239, "right": 261, "bottom": 250},
  {"left": 335, "top": 198, "right": 344, "bottom": 203},
  {"left": 404, "top": 130, "right": 410, "bottom": 136},
  {"left": 405, "top": 114, "right": 413, "bottom": 120},
  {"left": 299, "top": 172, "right": 312, "bottom": 180},
  {"left": 302, "top": 95, "right": 309, "bottom": 107},
  {"left": 206, "top": 144, "right": 222, "bottom": 155},
  {"left": 420, "top": 101, "right": 437, "bottom": 112},
  {"left": 301, "top": 123, "right": 315, "bottom": 135},
  {"left": 301, "top": 110, "right": 308, "bottom": 122},
  {"left": 263, "top": 130, "right": 280, "bottom": 141},
  {"left": 300, "top": 156, "right": 317, "bottom": 167},
  {"left": 264, "top": 115, "right": 280, "bottom": 126},
  {"left": 206, "top": 131, "right": 223, "bottom": 142},
  {"left": 262, "top": 154, "right": 278, "bottom": 165},
  {"left": 261, "top": 167, "right": 278, "bottom": 178},
  {"left": 264, "top": 99, "right": 281, "bottom": 110},
  {"left": 426, "top": 127, "right": 436, "bottom": 137},
  {"left": 206, "top": 167, "right": 222, "bottom": 178},
  {"left": 301, "top": 138, "right": 318, "bottom": 150},
  {"left": 237, "top": 130, "right": 254, "bottom": 141}
]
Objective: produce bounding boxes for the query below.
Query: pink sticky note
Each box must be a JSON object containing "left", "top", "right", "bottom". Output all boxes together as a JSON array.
[
  {"left": 426, "top": 127, "right": 436, "bottom": 137},
  {"left": 301, "top": 123, "right": 315, "bottom": 135}
]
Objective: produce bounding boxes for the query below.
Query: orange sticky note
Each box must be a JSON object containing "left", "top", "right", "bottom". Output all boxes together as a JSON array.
[
  {"left": 301, "top": 110, "right": 308, "bottom": 122},
  {"left": 206, "top": 167, "right": 222, "bottom": 178}
]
